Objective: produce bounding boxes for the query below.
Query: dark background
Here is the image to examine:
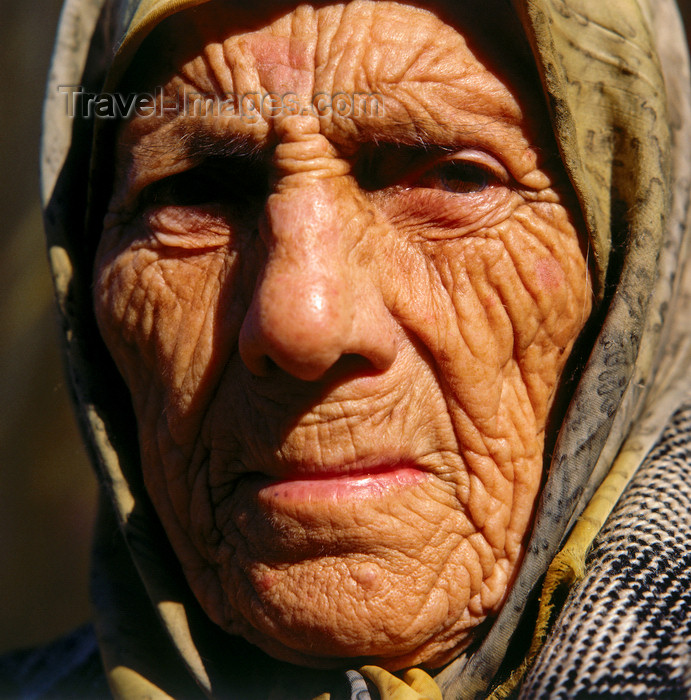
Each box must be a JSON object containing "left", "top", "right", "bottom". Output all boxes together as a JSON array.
[
  {"left": 0, "top": 0, "right": 689, "bottom": 657},
  {"left": 0, "top": 0, "right": 96, "bottom": 653}
]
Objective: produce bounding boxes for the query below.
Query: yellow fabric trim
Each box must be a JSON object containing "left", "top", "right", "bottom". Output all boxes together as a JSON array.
[
  {"left": 310, "top": 667, "right": 442, "bottom": 700},
  {"left": 360, "top": 666, "right": 443, "bottom": 700},
  {"left": 108, "top": 665, "right": 174, "bottom": 700}
]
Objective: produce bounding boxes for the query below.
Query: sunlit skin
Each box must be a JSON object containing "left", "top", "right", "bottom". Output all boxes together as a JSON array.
[{"left": 93, "top": 0, "right": 592, "bottom": 671}]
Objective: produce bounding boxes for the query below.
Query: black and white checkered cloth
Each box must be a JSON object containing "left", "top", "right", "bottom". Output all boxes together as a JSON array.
[{"left": 521, "top": 403, "right": 691, "bottom": 698}]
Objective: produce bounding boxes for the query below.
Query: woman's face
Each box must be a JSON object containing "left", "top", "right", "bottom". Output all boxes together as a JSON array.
[{"left": 94, "top": 0, "right": 591, "bottom": 670}]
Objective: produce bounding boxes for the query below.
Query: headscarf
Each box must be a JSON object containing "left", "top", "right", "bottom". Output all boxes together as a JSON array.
[{"left": 41, "top": 0, "right": 691, "bottom": 697}]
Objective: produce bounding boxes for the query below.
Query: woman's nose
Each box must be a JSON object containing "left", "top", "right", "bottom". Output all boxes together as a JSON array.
[{"left": 238, "top": 183, "right": 398, "bottom": 381}]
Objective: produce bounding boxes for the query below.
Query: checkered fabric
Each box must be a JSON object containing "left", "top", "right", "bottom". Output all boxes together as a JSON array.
[{"left": 521, "top": 403, "right": 691, "bottom": 698}]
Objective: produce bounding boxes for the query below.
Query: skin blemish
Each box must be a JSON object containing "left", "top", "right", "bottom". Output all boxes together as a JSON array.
[
  {"left": 535, "top": 256, "right": 564, "bottom": 290},
  {"left": 245, "top": 35, "right": 314, "bottom": 95},
  {"left": 350, "top": 562, "right": 381, "bottom": 591},
  {"left": 258, "top": 572, "right": 278, "bottom": 592}
]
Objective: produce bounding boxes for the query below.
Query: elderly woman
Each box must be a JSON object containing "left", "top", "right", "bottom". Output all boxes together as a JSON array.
[{"left": 37, "top": 0, "right": 691, "bottom": 697}]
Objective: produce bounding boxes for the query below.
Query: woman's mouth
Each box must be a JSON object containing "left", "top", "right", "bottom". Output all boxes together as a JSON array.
[{"left": 253, "top": 465, "right": 428, "bottom": 504}]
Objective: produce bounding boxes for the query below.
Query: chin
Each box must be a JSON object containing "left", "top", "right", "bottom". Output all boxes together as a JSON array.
[{"left": 200, "top": 573, "right": 480, "bottom": 672}]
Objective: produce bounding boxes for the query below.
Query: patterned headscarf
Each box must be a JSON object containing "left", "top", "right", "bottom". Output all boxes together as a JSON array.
[{"left": 41, "top": 0, "right": 691, "bottom": 697}]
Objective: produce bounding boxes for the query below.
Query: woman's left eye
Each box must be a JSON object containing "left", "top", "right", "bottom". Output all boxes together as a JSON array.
[{"left": 416, "top": 160, "right": 497, "bottom": 194}]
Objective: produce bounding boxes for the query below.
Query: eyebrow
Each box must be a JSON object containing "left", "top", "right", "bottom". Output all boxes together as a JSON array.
[
  {"left": 177, "top": 126, "right": 264, "bottom": 162},
  {"left": 124, "top": 122, "right": 264, "bottom": 173}
]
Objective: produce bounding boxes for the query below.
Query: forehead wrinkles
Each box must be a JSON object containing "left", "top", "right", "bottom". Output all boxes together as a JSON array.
[
  {"left": 173, "top": 5, "right": 319, "bottom": 98},
  {"left": 115, "top": 0, "right": 541, "bottom": 179},
  {"left": 168, "top": 1, "right": 520, "bottom": 133}
]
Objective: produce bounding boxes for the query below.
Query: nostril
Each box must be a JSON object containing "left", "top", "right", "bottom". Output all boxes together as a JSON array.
[
  {"left": 248, "top": 353, "right": 388, "bottom": 386},
  {"left": 250, "top": 355, "right": 273, "bottom": 377},
  {"left": 331, "top": 353, "right": 383, "bottom": 379}
]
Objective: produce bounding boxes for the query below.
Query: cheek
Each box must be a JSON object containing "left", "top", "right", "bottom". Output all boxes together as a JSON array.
[
  {"left": 93, "top": 242, "right": 243, "bottom": 440},
  {"left": 406, "top": 202, "right": 590, "bottom": 424}
]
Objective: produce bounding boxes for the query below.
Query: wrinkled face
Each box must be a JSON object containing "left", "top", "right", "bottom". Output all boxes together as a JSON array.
[{"left": 94, "top": 0, "right": 591, "bottom": 671}]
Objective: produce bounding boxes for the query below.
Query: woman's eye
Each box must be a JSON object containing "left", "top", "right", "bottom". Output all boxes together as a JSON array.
[
  {"left": 416, "top": 160, "right": 496, "bottom": 194},
  {"left": 142, "top": 160, "right": 269, "bottom": 209},
  {"left": 153, "top": 169, "right": 228, "bottom": 206}
]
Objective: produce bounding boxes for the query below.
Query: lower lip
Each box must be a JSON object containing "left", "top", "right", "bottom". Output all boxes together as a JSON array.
[{"left": 256, "top": 467, "right": 427, "bottom": 503}]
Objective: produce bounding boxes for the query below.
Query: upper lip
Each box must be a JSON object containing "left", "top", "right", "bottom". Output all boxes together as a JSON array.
[{"left": 254, "top": 456, "right": 421, "bottom": 481}]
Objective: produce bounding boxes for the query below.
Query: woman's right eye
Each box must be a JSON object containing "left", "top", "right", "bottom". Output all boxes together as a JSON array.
[
  {"left": 143, "top": 160, "right": 269, "bottom": 209},
  {"left": 151, "top": 168, "right": 228, "bottom": 206}
]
